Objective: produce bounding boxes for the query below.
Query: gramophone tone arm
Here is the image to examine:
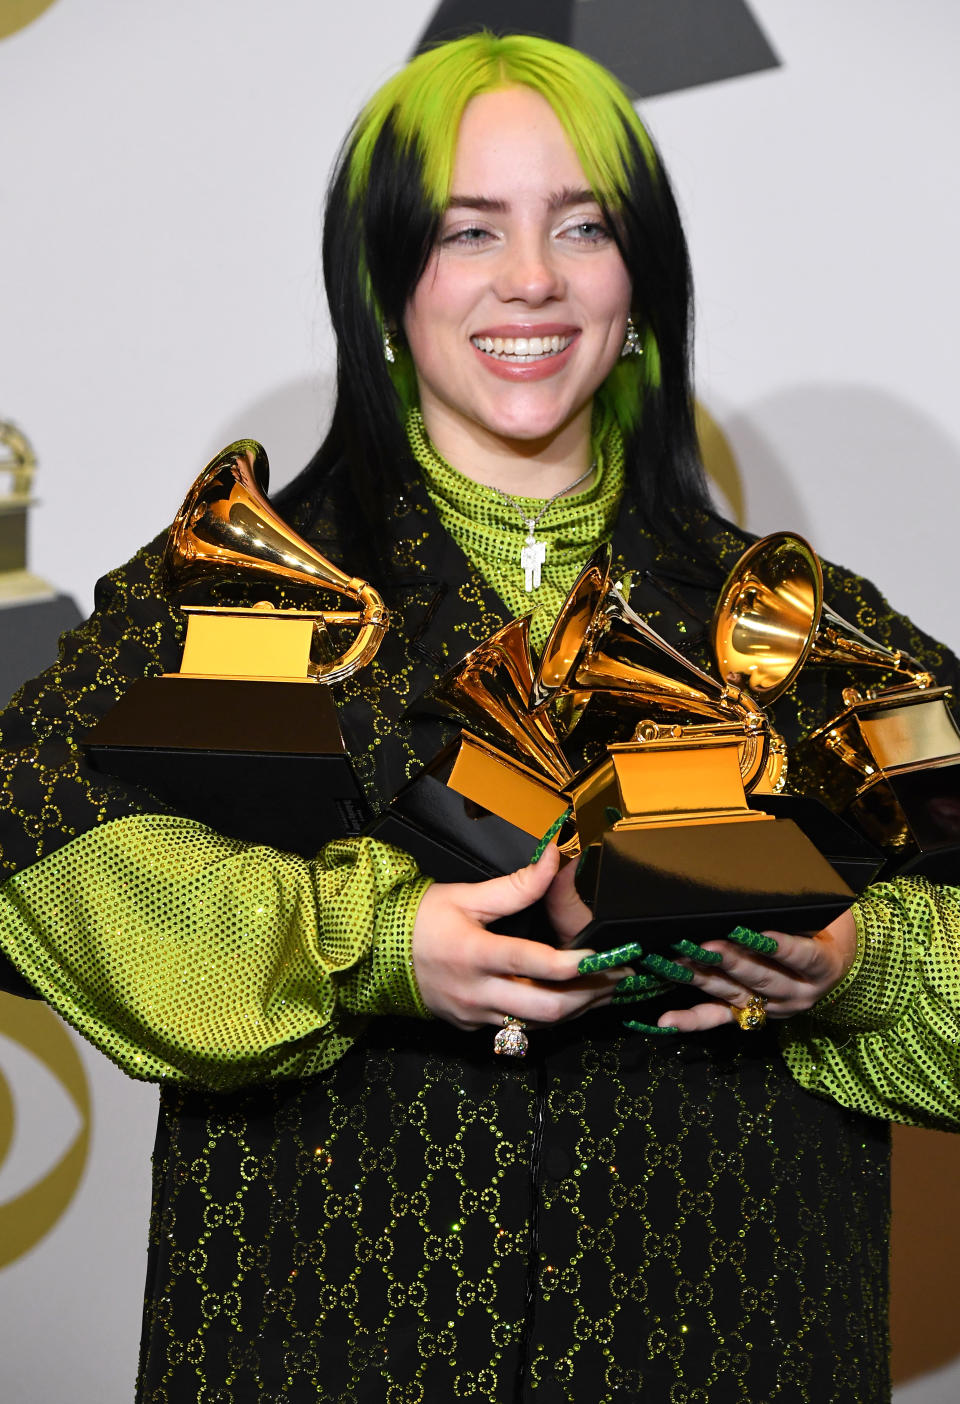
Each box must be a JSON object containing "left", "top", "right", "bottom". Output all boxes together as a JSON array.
[{"left": 309, "top": 582, "right": 389, "bottom": 684}]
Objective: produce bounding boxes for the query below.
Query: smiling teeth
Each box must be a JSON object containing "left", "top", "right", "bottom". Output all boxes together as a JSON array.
[{"left": 471, "top": 334, "right": 573, "bottom": 361}]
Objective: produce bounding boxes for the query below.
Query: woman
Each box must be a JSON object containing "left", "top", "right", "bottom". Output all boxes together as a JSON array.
[{"left": 1, "top": 32, "right": 958, "bottom": 1403}]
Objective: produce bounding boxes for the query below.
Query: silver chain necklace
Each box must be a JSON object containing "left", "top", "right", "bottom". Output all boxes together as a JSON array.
[{"left": 485, "top": 463, "right": 595, "bottom": 592}]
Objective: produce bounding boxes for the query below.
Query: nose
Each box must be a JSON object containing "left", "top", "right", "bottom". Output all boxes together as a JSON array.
[{"left": 493, "top": 233, "right": 565, "bottom": 305}]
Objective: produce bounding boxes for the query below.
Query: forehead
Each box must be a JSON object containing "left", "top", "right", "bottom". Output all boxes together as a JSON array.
[{"left": 450, "top": 86, "right": 592, "bottom": 199}]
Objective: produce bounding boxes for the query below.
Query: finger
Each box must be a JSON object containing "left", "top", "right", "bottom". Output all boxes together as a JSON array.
[
  {"left": 477, "top": 928, "right": 588, "bottom": 983},
  {"left": 544, "top": 859, "right": 592, "bottom": 946},
  {"left": 475, "top": 969, "right": 625, "bottom": 1026},
  {"left": 718, "top": 927, "right": 832, "bottom": 981},
  {"left": 688, "top": 938, "right": 828, "bottom": 1002},
  {"left": 464, "top": 844, "right": 561, "bottom": 922},
  {"left": 678, "top": 959, "right": 791, "bottom": 1007},
  {"left": 657, "top": 1001, "right": 735, "bottom": 1033},
  {"left": 725, "top": 924, "right": 779, "bottom": 956}
]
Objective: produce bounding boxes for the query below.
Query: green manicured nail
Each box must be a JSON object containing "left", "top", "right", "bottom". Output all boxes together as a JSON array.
[
  {"left": 578, "top": 941, "right": 645, "bottom": 974},
  {"left": 622, "top": 1021, "right": 679, "bottom": 1035},
  {"left": 530, "top": 808, "right": 572, "bottom": 864},
  {"left": 671, "top": 939, "right": 723, "bottom": 966},
  {"left": 611, "top": 974, "right": 669, "bottom": 1004},
  {"left": 604, "top": 805, "right": 623, "bottom": 825},
  {"left": 640, "top": 952, "right": 693, "bottom": 983},
  {"left": 611, "top": 977, "right": 670, "bottom": 1005},
  {"left": 727, "top": 925, "right": 779, "bottom": 956}
]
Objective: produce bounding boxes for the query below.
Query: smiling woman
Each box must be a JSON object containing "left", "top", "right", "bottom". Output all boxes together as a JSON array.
[{"left": 0, "top": 27, "right": 959, "bottom": 1404}]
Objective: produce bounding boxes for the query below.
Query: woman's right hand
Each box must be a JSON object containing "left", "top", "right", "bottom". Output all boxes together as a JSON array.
[{"left": 411, "top": 845, "right": 624, "bottom": 1030}]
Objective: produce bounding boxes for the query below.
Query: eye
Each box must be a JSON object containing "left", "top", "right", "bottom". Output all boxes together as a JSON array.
[
  {"left": 440, "top": 224, "right": 495, "bottom": 248},
  {"left": 560, "top": 219, "right": 612, "bottom": 245}
]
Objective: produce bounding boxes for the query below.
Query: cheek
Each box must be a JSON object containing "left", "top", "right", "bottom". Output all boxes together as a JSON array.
[
  {"left": 404, "top": 260, "right": 471, "bottom": 342},
  {"left": 599, "top": 264, "right": 633, "bottom": 321}
]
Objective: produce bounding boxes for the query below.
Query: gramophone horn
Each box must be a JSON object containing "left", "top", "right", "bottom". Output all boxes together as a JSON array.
[
  {"left": 162, "top": 440, "right": 388, "bottom": 683},
  {"left": 711, "top": 531, "right": 924, "bottom": 705},
  {"left": 423, "top": 615, "right": 573, "bottom": 789},
  {"left": 534, "top": 546, "right": 770, "bottom": 791}
]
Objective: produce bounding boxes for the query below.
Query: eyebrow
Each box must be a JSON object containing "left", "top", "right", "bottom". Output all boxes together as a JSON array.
[{"left": 445, "top": 187, "right": 599, "bottom": 214}]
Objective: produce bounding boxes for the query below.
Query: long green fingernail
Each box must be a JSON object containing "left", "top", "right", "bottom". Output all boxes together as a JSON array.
[
  {"left": 623, "top": 1021, "right": 679, "bottom": 1035},
  {"left": 727, "top": 925, "right": 779, "bottom": 956},
  {"left": 578, "top": 941, "right": 644, "bottom": 974},
  {"left": 604, "top": 805, "right": 623, "bottom": 825},
  {"left": 611, "top": 974, "right": 669, "bottom": 1004},
  {"left": 640, "top": 951, "right": 693, "bottom": 983},
  {"left": 614, "top": 973, "right": 666, "bottom": 994},
  {"left": 612, "top": 988, "right": 669, "bottom": 1006},
  {"left": 671, "top": 939, "right": 723, "bottom": 966},
  {"left": 530, "top": 808, "right": 572, "bottom": 864}
]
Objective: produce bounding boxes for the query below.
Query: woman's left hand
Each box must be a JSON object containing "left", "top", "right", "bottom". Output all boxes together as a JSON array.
[{"left": 658, "top": 907, "right": 859, "bottom": 1032}]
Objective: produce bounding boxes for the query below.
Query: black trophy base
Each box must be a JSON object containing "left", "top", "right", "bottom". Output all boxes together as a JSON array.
[
  {"left": 82, "top": 676, "right": 369, "bottom": 857},
  {"left": 365, "top": 748, "right": 548, "bottom": 940},
  {"left": 574, "top": 816, "right": 854, "bottom": 954},
  {"left": 850, "top": 760, "right": 960, "bottom": 885},
  {"left": 749, "top": 792, "right": 883, "bottom": 894}
]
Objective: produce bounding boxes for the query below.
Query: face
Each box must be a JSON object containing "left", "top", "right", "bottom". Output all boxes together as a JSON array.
[{"left": 403, "top": 86, "right": 632, "bottom": 470}]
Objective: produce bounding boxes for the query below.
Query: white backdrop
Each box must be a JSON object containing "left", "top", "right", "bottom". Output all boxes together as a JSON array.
[{"left": 1, "top": 2, "right": 959, "bottom": 1400}]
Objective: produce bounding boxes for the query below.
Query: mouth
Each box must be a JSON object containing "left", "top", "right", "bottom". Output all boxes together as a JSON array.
[{"left": 470, "top": 333, "right": 576, "bottom": 364}]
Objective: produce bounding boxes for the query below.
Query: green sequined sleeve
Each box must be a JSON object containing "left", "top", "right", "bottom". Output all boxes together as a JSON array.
[
  {"left": 0, "top": 814, "right": 432, "bottom": 1090},
  {"left": 781, "top": 876, "right": 960, "bottom": 1129}
]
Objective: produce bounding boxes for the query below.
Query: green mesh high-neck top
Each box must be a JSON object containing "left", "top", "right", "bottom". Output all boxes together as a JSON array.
[{"left": 406, "top": 408, "right": 624, "bottom": 652}]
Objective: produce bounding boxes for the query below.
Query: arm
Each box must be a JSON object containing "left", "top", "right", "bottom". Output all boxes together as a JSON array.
[
  {"left": 607, "top": 877, "right": 960, "bottom": 1130},
  {"left": 0, "top": 814, "right": 431, "bottom": 1089},
  {"left": 780, "top": 877, "right": 960, "bottom": 1129}
]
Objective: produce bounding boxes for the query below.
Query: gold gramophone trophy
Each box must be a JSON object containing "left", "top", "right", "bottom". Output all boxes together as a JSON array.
[
  {"left": 712, "top": 531, "right": 960, "bottom": 878},
  {"left": 530, "top": 547, "right": 853, "bottom": 951},
  {"left": 0, "top": 422, "right": 55, "bottom": 603},
  {"left": 365, "top": 614, "right": 577, "bottom": 900},
  {"left": 83, "top": 440, "right": 388, "bottom": 855}
]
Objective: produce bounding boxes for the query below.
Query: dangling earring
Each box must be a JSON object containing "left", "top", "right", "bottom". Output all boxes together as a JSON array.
[
  {"left": 383, "top": 326, "right": 397, "bottom": 364},
  {"left": 620, "top": 317, "right": 644, "bottom": 358}
]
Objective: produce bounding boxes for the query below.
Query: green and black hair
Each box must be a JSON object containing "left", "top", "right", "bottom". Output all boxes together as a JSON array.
[{"left": 283, "top": 32, "right": 708, "bottom": 570}]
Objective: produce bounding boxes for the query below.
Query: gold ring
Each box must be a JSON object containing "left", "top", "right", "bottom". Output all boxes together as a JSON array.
[
  {"left": 731, "top": 994, "right": 767, "bottom": 1031},
  {"left": 493, "top": 1015, "right": 529, "bottom": 1057}
]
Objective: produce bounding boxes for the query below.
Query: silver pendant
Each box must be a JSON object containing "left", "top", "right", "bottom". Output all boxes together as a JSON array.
[{"left": 520, "top": 532, "right": 546, "bottom": 592}]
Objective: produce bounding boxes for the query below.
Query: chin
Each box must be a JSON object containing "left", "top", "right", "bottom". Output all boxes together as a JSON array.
[{"left": 476, "top": 399, "right": 584, "bottom": 445}]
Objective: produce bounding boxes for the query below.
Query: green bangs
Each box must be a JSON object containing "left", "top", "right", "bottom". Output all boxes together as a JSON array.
[{"left": 347, "top": 32, "right": 655, "bottom": 211}]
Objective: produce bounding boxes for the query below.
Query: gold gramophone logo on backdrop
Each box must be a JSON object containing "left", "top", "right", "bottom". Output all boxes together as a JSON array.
[
  {"left": 0, "top": 422, "right": 55, "bottom": 604},
  {"left": 0, "top": 0, "right": 61, "bottom": 42},
  {"left": 0, "top": 992, "right": 91, "bottom": 1267}
]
